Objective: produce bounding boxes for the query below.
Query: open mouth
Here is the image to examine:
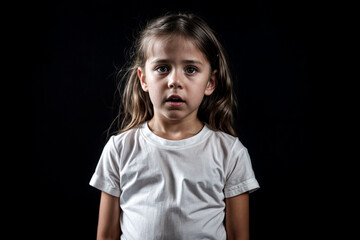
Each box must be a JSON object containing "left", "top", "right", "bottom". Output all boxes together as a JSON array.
[
  {"left": 165, "top": 95, "right": 185, "bottom": 103},
  {"left": 165, "top": 95, "right": 185, "bottom": 107}
]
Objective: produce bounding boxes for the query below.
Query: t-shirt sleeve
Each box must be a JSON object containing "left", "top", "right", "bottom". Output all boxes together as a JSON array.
[
  {"left": 224, "top": 139, "right": 260, "bottom": 198},
  {"left": 89, "top": 136, "right": 121, "bottom": 197}
]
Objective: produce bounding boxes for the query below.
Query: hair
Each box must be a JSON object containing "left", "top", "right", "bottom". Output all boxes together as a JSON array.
[{"left": 109, "top": 12, "right": 237, "bottom": 137}]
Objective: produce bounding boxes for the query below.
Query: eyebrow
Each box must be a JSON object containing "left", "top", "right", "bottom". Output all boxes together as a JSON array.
[{"left": 150, "top": 58, "right": 203, "bottom": 65}]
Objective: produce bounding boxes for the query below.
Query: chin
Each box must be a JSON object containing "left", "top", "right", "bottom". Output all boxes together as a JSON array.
[
  {"left": 159, "top": 108, "right": 198, "bottom": 122},
  {"left": 165, "top": 114, "right": 185, "bottom": 121},
  {"left": 162, "top": 111, "right": 189, "bottom": 121}
]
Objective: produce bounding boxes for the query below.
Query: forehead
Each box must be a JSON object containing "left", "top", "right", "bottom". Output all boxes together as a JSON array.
[{"left": 145, "top": 35, "right": 208, "bottom": 63}]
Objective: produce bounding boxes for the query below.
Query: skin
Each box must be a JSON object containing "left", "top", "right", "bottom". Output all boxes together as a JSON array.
[
  {"left": 225, "top": 193, "right": 250, "bottom": 240},
  {"left": 96, "top": 35, "right": 250, "bottom": 240},
  {"left": 138, "top": 35, "right": 216, "bottom": 140},
  {"left": 97, "top": 192, "right": 120, "bottom": 240}
]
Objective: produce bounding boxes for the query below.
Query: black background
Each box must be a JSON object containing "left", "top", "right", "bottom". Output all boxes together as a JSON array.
[{"left": 29, "top": 0, "right": 332, "bottom": 239}]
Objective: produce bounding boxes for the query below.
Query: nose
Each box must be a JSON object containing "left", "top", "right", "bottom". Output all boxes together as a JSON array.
[{"left": 168, "top": 70, "right": 183, "bottom": 89}]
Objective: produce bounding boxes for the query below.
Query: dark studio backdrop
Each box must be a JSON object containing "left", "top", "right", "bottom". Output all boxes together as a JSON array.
[{"left": 31, "top": 0, "right": 326, "bottom": 239}]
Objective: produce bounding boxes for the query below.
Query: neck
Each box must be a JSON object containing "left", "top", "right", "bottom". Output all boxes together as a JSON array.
[{"left": 148, "top": 116, "right": 204, "bottom": 140}]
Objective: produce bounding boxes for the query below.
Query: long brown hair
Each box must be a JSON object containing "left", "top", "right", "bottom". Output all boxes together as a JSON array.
[{"left": 110, "top": 13, "right": 237, "bottom": 136}]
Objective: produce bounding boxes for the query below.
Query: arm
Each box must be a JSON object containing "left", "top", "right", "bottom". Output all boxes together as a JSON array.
[
  {"left": 97, "top": 191, "right": 121, "bottom": 240},
  {"left": 225, "top": 192, "right": 250, "bottom": 240}
]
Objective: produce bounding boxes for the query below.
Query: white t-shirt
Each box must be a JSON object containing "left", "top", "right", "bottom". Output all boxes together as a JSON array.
[{"left": 90, "top": 122, "right": 259, "bottom": 240}]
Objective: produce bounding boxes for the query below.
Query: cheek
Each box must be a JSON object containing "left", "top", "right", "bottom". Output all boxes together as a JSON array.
[
  {"left": 147, "top": 83, "right": 165, "bottom": 104},
  {"left": 188, "top": 85, "right": 208, "bottom": 104},
  {"left": 143, "top": 70, "right": 162, "bottom": 96}
]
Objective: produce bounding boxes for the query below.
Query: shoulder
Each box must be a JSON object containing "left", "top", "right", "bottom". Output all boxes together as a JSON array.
[
  {"left": 112, "top": 126, "right": 140, "bottom": 142},
  {"left": 207, "top": 127, "right": 246, "bottom": 151},
  {"left": 107, "top": 125, "right": 143, "bottom": 152},
  {"left": 99, "top": 125, "right": 145, "bottom": 166}
]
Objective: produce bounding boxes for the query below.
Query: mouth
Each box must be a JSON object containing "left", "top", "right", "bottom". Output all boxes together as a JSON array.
[
  {"left": 165, "top": 95, "right": 185, "bottom": 107},
  {"left": 165, "top": 95, "right": 185, "bottom": 103}
]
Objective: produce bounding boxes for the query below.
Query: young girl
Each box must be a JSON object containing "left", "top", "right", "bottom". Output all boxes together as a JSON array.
[{"left": 90, "top": 13, "right": 259, "bottom": 240}]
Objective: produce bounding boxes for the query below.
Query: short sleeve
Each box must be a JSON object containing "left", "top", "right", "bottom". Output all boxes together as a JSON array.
[
  {"left": 89, "top": 136, "right": 121, "bottom": 197},
  {"left": 224, "top": 140, "right": 260, "bottom": 198}
]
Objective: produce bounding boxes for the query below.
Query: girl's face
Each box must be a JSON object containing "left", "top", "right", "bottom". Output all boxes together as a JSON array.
[{"left": 138, "top": 36, "right": 216, "bottom": 123}]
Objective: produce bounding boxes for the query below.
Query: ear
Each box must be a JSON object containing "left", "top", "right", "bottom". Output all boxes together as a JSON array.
[
  {"left": 204, "top": 69, "right": 217, "bottom": 96},
  {"left": 137, "top": 67, "right": 148, "bottom": 92}
]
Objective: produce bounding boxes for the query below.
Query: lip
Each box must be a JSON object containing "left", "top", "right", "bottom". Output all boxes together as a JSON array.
[
  {"left": 165, "top": 94, "right": 185, "bottom": 107},
  {"left": 166, "top": 94, "right": 184, "bottom": 101},
  {"left": 165, "top": 94, "right": 184, "bottom": 102}
]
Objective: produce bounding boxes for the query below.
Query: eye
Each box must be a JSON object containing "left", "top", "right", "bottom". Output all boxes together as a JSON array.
[
  {"left": 155, "top": 66, "right": 169, "bottom": 73},
  {"left": 185, "top": 66, "right": 197, "bottom": 74}
]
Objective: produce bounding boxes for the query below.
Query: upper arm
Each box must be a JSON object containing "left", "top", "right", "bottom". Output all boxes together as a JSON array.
[
  {"left": 97, "top": 191, "right": 121, "bottom": 240},
  {"left": 225, "top": 192, "right": 250, "bottom": 240}
]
